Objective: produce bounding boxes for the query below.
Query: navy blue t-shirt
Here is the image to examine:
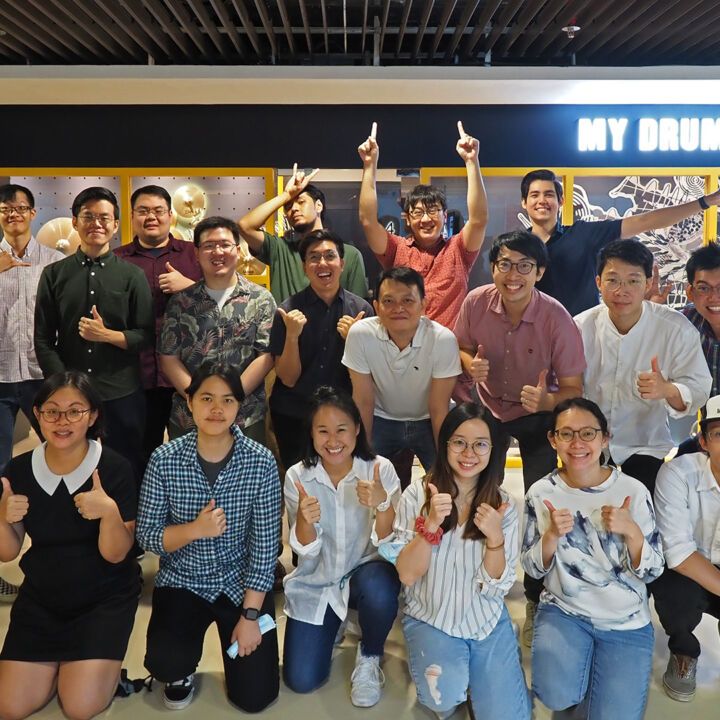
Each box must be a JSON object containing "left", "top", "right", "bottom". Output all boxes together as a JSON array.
[{"left": 536, "top": 219, "right": 622, "bottom": 317}]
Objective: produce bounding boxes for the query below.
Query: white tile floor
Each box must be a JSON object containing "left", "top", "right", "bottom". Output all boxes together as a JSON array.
[{"left": 1, "top": 433, "right": 719, "bottom": 718}]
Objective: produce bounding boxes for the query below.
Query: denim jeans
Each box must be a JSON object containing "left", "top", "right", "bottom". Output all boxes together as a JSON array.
[
  {"left": 371, "top": 416, "right": 436, "bottom": 473},
  {"left": 402, "top": 607, "right": 531, "bottom": 720},
  {"left": 532, "top": 603, "right": 654, "bottom": 720},
  {"left": 0, "top": 380, "right": 42, "bottom": 473},
  {"left": 283, "top": 560, "right": 400, "bottom": 693}
]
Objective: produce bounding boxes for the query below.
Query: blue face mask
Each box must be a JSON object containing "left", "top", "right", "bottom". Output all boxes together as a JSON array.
[
  {"left": 226, "top": 614, "right": 276, "bottom": 659},
  {"left": 378, "top": 541, "right": 406, "bottom": 565}
]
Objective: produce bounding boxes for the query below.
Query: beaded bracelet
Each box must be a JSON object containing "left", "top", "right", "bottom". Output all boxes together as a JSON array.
[{"left": 415, "top": 516, "right": 444, "bottom": 545}]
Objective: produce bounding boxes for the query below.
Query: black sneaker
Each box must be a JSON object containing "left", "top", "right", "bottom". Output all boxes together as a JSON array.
[
  {"left": 0, "top": 576, "right": 19, "bottom": 603},
  {"left": 163, "top": 674, "right": 195, "bottom": 710}
]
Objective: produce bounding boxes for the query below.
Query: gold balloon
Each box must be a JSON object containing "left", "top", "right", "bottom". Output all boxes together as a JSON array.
[
  {"left": 170, "top": 183, "right": 207, "bottom": 243},
  {"left": 36, "top": 217, "right": 80, "bottom": 255}
]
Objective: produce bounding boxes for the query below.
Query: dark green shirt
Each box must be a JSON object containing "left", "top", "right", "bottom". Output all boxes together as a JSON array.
[
  {"left": 255, "top": 231, "right": 368, "bottom": 304},
  {"left": 34, "top": 249, "right": 154, "bottom": 400}
]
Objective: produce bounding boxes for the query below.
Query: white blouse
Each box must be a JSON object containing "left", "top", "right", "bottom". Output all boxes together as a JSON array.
[
  {"left": 393, "top": 477, "right": 519, "bottom": 640},
  {"left": 283, "top": 455, "right": 401, "bottom": 625}
]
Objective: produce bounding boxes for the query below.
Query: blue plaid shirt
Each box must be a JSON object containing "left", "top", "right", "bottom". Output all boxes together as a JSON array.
[
  {"left": 682, "top": 304, "right": 720, "bottom": 397},
  {"left": 137, "top": 425, "right": 281, "bottom": 605}
]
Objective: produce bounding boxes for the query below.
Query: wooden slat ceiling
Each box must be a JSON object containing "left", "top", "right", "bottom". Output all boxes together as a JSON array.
[{"left": 1, "top": 0, "right": 719, "bottom": 66}]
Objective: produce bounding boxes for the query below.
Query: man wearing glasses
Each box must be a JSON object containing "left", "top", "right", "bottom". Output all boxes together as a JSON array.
[
  {"left": 34, "top": 186, "right": 154, "bottom": 481},
  {"left": 453, "top": 230, "right": 585, "bottom": 645},
  {"left": 114, "top": 185, "right": 202, "bottom": 469},
  {"left": 159, "top": 217, "right": 275, "bottom": 445},
  {"left": 0, "top": 183, "right": 63, "bottom": 602}
]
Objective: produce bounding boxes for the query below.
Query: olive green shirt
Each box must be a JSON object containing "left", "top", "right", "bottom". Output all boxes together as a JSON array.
[
  {"left": 34, "top": 249, "right": 154, "bottom": 400},
  {"left": 255, "top": 231, "right": 368, "bottom": 304}
]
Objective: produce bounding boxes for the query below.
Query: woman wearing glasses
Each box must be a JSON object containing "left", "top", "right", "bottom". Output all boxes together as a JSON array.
[
  {"left": 0, "top": 371, "right": 140, "bottom": 720},
  {"left": 394, "top": 403, "right": 530, "bottom": 719},
  {"left": 522, "top": 397, "right": 664, "bottom": 719}
]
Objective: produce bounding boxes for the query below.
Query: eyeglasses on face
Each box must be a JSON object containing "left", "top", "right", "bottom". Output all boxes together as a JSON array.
[
  {"left": 447, "top": 437, "right": 492, "bottom": 456},
  {"left": 407, "top": 206, "right": 442, "bottom": 219},
  {"left": 78, "top": 212, "right": 115, "bottom": 226},
  {"left": 494, "top": 259, "right": 537, "bottom": 275},
  {"left": 600, "top": 277, "right": 645, "bottom": 291},
  {"left": 133, "top": 207, "right": 169, "bottom": 218},
  {"left": 198, "top": 241, "right": 237, "bottom": 253},
  {"left": 553, "top": 427, "right": 602, "bottom": 442},
  {"left": 0, "top": 205, "right": 32, "bottom": 216},
  {"left": 38, "top": 408, "right": 92, "bottom": 423},
  {"left": 306, "top": 251, "right": 339, "bottom": 264},
  {"left": 692, "top": 282, "right": 720, "bottom": 297}
]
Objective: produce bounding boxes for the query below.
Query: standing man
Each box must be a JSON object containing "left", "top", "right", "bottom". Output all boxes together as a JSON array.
[
  {"left": 114, "top": 185, "right": 202, "bottom": 468},
  {"left": 358, "top": 122, "right": 487, "bottom": 330},
  {"left": 270, "top": 229, "right": 372, "bottom": 470},
  {"left": 522, "top": 168, "right": 720, "bottom": 316},
  {"left": 159, "top": 217, "right": 276, "bottom": 445},
  {"left": 342, "top": 267, "right": 460, "bottom": 483},
  {"left": 238, "top": 168, "right": 368, "bottom": 304},
  {"left": 0, "top": 183, "right": 63, "bottom": 602},
  {"left": 34, "top": 186, "right": 154, "bottom": 479}
]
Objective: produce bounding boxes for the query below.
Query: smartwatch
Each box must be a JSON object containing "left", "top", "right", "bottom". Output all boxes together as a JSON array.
[{"left": 240, "top": 607, "right": 260, "bottom": 621}]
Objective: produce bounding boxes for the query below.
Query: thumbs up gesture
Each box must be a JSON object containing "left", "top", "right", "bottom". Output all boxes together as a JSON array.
[
  {"left": 336, "top": 310, "right": 365, "bottom": 340},
  {"left": 474, "top": 501, "right": 509, "bottom": 547},
  {"left": 278, "top": 307, "right": 307, "bottom": 340},
  {"left": 468, "top": 344, "right": 490, "bottom": 383},
  {"left": 356, "top": 463, "right": 388, "bottom": 509},
  {"left": 357, "top": 122, "right": 379, "bottom": 167},
  {"left": 294, "top": 480, "right": 321, "bottom": 525},
  {"left": 78, "top": 304, "right": 108, "bottom": 342},
  {"left": 456, "top": 121, "right": 479, "bottom": 164},
  {"left": 1, "top": 477, "right": 29, "bottom": 524},
  {"left": 543, "top": 499, "right": 574, "bottom": 539},
  {"left": 601, "top": 496, "right": 639, "bottom": 537},
  {"left": 426, "top": 482, "right": 453, "bottom": 531},
  {"left": 74, "top": 470, "right": 116, "bottom": 521},
  {"left": 159, "top": 261, "right": 194, "bottom": 294},
  {"left": 520, "top": 369, "right": 549, "bottom": 414},
  {"left": 193, "top": 498, "right": 227, "bottom": 538},
  {"left": 637, "top": 356, "right": 671, "bottom": 400}
]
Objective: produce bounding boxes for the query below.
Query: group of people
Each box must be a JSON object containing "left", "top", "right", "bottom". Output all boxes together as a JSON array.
[{"left": 0, "top": 121, "right": 720, "bottom": 719}]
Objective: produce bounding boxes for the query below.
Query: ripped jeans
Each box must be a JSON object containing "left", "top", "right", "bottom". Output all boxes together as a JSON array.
[{"left": 402, "top": 607, "right": 530, "bottom": 719}]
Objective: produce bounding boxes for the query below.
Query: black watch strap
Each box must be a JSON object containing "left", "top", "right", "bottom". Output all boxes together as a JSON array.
[
  {"left": 241, "top": 606, "right": 260, "bottom": 621},
  {"left": 699, "top": 195, "right": 710, "bottom": 210}
]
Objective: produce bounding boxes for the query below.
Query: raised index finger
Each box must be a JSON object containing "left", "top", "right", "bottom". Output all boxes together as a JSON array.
[
  {"left": 292, "top": 162, "right": 298, "bottom": 177},
  {"left": 370, "top": 121, "right": 377, "bottom": 140},
  {"left": 457, "top": 120, "right": 466, "bottom": 138}
]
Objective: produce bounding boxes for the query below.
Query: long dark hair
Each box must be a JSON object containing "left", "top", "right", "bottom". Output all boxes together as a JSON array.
[
  {"left": 422, "top": 403, "right": 506, "bottom": 541},
  {"left": 301, "top": 386, "right": 375, "bottom": 468}
]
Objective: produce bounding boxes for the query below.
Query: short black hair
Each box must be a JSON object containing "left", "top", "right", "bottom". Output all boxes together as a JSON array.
[
  {"left": 301, "top": 386, "right": 375, "bottom": 468},
  {"left": 193, "top": 216, "right": 241, "bottom": 247},
  {"left": 131, "top": 184, "right": 172, "bottom": 210},
  {"left": 597, "top": 239, "right": 653, "bottom": 278},
  {"left": 374, "top": 266, "right": 425, "bottom": 301},
  {"left": 403, "top": 185, "right": 447, "bottom": 214},
  {"left": 185, "top": 361, "right": 245, "bottom": 402},
  {"left": 33, "top": 371, "right": 104, "bottom": 440},
  {"left": 302, "top": 184, "right": 326, "bottom": 223},
  {"left": 489, "top": 230, "right": 549, "bottom": 270},
  {"left": 520, "top": 169, "right": 563, "bottom": 202},
  {"left": 298, "top": 229, "right": 345, "bottom": 262},
  {"left": 0, "top": 183, "right": 34, "bottom": 208},
  {"left": 686, "top": 242, "right": 720, "bottom": 284},
  {"left": 551, "top": 397, "right": 609, "bottom": 437},
  {"left": 71, "top": 187, "right": 119, "bottom": 219}
]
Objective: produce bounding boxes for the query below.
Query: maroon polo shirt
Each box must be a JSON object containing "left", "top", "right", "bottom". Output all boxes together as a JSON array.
[
  {"left": 114, "top": 234, "right": 202, "bottom": 389},
  {"left": 453, "top": 285, "right": 586, "bottom": 422}
]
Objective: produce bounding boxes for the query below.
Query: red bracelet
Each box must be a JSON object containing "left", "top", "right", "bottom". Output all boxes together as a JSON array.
[{"left": 415, "top": 516, "right": 444, "bottom": 545}]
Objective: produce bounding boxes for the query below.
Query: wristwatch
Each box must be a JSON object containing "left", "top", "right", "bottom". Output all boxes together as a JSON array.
[{"left": 240, "top": 607, "right": 260, "bottom": 621}]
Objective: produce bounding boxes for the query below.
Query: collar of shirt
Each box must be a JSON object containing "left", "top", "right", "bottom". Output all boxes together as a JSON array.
[
  {"left": 304, "top": 456, "right": 367, "bottom": 492},
  {"left": 547, "top": 219, "right": 566, "bottom": 245},
  {"left": 75, "top": 248, "right": 115, "bottom": 267},
  {"left": 374, "top": 315, "right": 429, "bottom": 350},
  {"left": 175, "top": 423, "right": 244, "bottom": 469},
  {"left": 684, "top": 304, "right": 719, "bottom": 342},
  {"left": 1, "top": 235, "right": 40, "bottom": 260},
  {"left": 488, "top": 286, "right": 540, "bottom": 323},
  {"left": 302, "top": 285, "right": 345, "bottom": 309},
  {"left": 128, "top": 233, "right": 186, "bottom": 256},
  {"left": 697, "top": 455, "right": 720, "bottom": 493},
  {"left": 31, "top": 439, "right": 102, "bottom": 496},
  {"left": 403, "top": 234, "right": 445, "bottom": 253},
  {"left": 199, "top": 273, "right": 250, "bottom": 302},
  {"left": 601, "top": 299, "right": 649, "bottom": 337}
]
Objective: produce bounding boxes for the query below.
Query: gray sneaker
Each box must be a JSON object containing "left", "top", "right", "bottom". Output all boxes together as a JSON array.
[
  {"left": 350, "top": 644, "right": 384, "bottom": 707},
  {"left": 663, "top": 654, "right": 697, "bottom": 702},
  {"left": 522, "top": 600, "right": 537, "bottom": 648},
  {"left": 0, "top": 577, "right": 19, "bottom": 603}
]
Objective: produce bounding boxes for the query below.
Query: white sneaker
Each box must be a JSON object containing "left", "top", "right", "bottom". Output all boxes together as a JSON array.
[
  {"left": 350, "top": 644, "right": 384, "bottom": 707},
  {"left": 163, "top": 674, "right": 195, "bottom": 710}
]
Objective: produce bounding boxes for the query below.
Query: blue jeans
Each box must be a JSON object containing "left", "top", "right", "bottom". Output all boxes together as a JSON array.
[
  {"left": 532, "top": 603, "right": 654, "bottom": 720},
  {"left": 402, "top": 607, "right": 531, "bottom": 720},
  {"left": 372, "top": 416, "right": 436, "bottom": 472},
  {"left": 283, "top": 560, "right": 400, "bottom": 693},
  {"left": 0, "top": 380, "right": 42, "bottom": 473}
]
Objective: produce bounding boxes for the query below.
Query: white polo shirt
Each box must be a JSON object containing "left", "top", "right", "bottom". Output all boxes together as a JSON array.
[
  {"left": 655, "top": 452, "right": 720, "bottom": 569},
  {"left": 342, "top": 316, "right": 461, "bottom": 421}
]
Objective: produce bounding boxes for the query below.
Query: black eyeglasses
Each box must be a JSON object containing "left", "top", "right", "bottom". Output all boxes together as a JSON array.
[
  {"left": 494, "top": 259, "right": 537, "bottom": 275},
  {"left": 38, "top": 408, "right": 92, "bottom": 423}
]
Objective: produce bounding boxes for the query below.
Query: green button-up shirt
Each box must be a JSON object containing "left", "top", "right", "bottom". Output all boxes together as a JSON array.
[{"left": 34, "top": 248, "right": 154, "bottom": 400}]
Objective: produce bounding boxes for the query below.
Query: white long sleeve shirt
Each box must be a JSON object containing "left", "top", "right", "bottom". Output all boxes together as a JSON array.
[
  {"left": 393, "top": 477, "right": 519, "bottom": 640},
  {"left": 575, "top": 301, "right": 711, "bottom": 465},
  {"left": 522, "top": 468, "right": 665, "bottom": 631},
  {"left": 283, "top": 455, "right": 400, "bottom": 625},
  {"left": 654, "top": 452, "right": 720, "bottom": 569}
]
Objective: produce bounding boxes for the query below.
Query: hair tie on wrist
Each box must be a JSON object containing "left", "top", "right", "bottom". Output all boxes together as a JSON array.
[{"left": 699, "top": 196, "right": 710, "bottom": 211}]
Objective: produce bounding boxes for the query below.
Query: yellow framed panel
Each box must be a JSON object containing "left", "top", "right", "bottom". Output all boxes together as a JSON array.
[{"left": 421, "top": 166, "right": 720, "bottom": 244}]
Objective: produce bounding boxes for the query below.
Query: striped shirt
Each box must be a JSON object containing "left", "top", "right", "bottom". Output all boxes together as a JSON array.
[
  {"left": 393, "top": 477, "right": 519, "bottom": 640},
  {"left": 0, "top": 237, "right": 63, "bottom": 382},
  {"left": 682, "top": 304, "right": 720, "bottom": 397},
  {"left": 283, "top": 455, "right": 401, "bottom": 625},
  {"left": 136, "top": 424, "right": 281, "bottom": 605}
]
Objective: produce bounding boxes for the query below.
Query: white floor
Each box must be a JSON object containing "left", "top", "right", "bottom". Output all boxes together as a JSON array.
[{"left": 1, "top": 433, "right": 719, "bottom": 718}]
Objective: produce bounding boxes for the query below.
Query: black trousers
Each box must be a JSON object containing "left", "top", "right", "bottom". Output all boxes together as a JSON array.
[
  {"left": 498, "top": 412, "right": 557, "bottom": 604},
  {"left": 613, "top": 453, "right": 664, "bottom": 496},
  {"left": 651, "top": 568, "right": 720, "bottom": 659},
  {"left": 269, "top": 410, "right": 305, "bottom": 472},
  {"left": 103, "top": 389, "right": 146, "bottom": 485},
  {"left": 145, "top": 587, "right": 279, "bottom": 713},
  {"left": 142, "top": 386, "right": 174, "bottom": 474}
]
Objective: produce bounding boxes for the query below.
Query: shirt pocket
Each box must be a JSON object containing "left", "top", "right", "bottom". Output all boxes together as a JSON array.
[{"left": 102, "top": 289, "right": 130, "bottom": 330}]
